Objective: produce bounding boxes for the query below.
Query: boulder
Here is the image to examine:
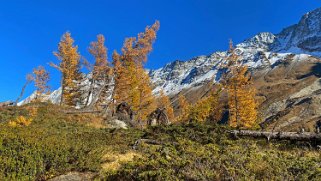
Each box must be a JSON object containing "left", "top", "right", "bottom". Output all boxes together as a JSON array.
[
  {"left": 147, "top": 108, "right": 170, "bottom": 126},
  {"left": 107, "top": 119, "right": 128, "bottom": 129}
]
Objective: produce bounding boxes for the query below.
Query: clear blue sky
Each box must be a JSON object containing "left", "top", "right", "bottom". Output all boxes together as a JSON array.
[{"left": 0, "top": 0, "right": 320, "bottom": 102}]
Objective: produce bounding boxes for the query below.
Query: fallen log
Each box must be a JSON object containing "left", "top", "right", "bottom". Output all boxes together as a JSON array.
[
  {"left": 228, "top": 130, "right": 321, "bottom": 141},
  {"left": 133, "top": 139, "right": 163, "bottom": 150},
  {"left": 62, "top": 110, "right": 102, "bottom": 114}
]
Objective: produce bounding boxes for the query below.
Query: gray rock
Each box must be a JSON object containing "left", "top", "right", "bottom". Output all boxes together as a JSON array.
[{"left": 107, "top": 119, "right": 128, "bottom": 129}]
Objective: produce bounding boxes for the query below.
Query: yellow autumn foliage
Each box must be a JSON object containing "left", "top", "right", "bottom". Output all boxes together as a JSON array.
[
  {"left": 188, "top": 91, "right": 222, "bottom": 123},
  {"left": 53, "top": 32, "right": 82, "bottom": 106},
  {"left": 8, "top": 116, "right": 32, "bottom": 127},
  {"left": 226, "top": 66, "right": 257, "bottom": 128},
  {"left": 112, "top": 21, "right": 160, "bottom": 121},
  {"left": 157, "top": 90, "right": 175, "bottom": 121},
  {"left": 33, "top": 66, "right": 50, "bottom": 101},
  {"left": 176, "top": 94, "right": 190, "bottom": 122}
]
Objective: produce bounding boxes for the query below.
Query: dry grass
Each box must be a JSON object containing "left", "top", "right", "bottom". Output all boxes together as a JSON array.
[
  {"left": 101, "top": 151, "right": 141, "bottom": 171},
  {"left": 85, "top": 116, "right": 107, "bottom": 129}
]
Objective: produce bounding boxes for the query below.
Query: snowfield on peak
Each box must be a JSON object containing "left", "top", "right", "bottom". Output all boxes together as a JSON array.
[
  {"left": 150, "top": 47, "right": 312, "bottom": 96},
  {"left": 237, "top": 32, "right": 276, "bottom": 50},
  {"left": 18, "top": 88, "right": 61, "bottom": 106}
]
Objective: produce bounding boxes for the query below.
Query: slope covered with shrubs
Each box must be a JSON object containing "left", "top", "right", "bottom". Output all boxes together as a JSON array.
[{"left": 0, "top": 104, "right": 320, "bottom": 180}]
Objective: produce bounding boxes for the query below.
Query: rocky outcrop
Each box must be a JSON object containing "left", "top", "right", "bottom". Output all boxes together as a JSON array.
[
  {"left": 272, "top": 7, "right": 321, "bottom": 55},
  {"left": 253, "top": 57, "right": 321, "bottom": 131},
  {"left": 147, "top": 108, "right": 170, "bottom": 126}
]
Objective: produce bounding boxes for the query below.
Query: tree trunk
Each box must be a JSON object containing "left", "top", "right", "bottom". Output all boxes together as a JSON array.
[
  {"left": 15, "top": 80, "right": 32, "bottom": 105},
  {"left": 85, "top": 78, "right": 95, "bottom": 107},
  {"left": 60, "top": 78, "right": 65, "bottom": 106},
  {"left": 88, "top": 75, "right": 110, "bottom": 109}
]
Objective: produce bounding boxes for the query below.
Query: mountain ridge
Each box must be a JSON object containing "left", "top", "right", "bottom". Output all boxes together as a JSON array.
[{"left": 150, "top": 7, "right": 321, "bottom": 95}]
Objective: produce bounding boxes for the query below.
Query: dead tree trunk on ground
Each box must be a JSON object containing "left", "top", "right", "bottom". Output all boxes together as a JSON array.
[
  {"left": 228, "top": 130, "right": 321, "bottom": 142},
  {"left": 132, "top": 139, "right": 163, "bottom": 150}
]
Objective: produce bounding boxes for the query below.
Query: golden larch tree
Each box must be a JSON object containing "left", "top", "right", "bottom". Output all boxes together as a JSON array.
[
  {"left": 33, "top": 66, "right": 50, "bottom": 100},
  {"left": 188, "top": 90, "right": 222, "bottom": 123},
  {"left": 135, "top": 69, "right": 156, "bottom": 121},
  {"left": 112, "top": 50, "right": 126, "bottom": 102},
  {"left": 89, "top": 34, "right": 109, "bottom": 80},
  {"left": 177, "top": 94, "right": 190, "bottom": 122},
  {"left": 157, "top": 90, "right": 175, "bottom": 121},
  {"left": 52, "top": 32, "right": 82, "bottom": 106},
  {"left": 112, "top": 21, "right": 160, "bottom": 121},
  {"left": 86, "top": 34, "right": 111, "bottom": 107},
  {"left": 226, "top": 66, "right": 257, "bottom": 128}
]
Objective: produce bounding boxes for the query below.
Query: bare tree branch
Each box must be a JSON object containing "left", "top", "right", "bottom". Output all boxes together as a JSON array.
[
  {"left": 15, "top": 74, "right": 34, "bottom": 105},
  {"left": 49, "top": 62, "right": 62, "bottom": 72},
  {"left": 82, "top": 56, "right": 93, "bottom": 71}
]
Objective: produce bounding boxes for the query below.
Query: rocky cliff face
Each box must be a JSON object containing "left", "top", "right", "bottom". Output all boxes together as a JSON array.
[
  {"left": 253, "top": 56, "right": 321, "bottom": 131},
  {"left": 272, "top": 8, "right": 321, "bottom": 55}
]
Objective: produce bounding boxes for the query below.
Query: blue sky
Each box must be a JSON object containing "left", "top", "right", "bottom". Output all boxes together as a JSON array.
[{"left": 0, "top": 0, "right": 320, "bottom": 102}]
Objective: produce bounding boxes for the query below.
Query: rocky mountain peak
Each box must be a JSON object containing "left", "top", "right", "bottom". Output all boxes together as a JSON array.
[
  {"left": 272, "top": 7, "right": 321, "bottom": 55},
  {"left": 237, "top": 32, "right": 276, "bottom": 50}
]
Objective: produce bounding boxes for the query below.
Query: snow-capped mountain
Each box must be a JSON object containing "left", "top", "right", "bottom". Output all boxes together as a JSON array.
[
  {"left": 237, "top": 32, "right": 277, "bottom": 50},
  {"left": 150, "top": 48, "right": 311, "bottom": 96},
  {"left": 272, "top": 7, "right": 321, "bottom": 56},
  {"left": 150, "top": 7, "right": 321, "bottom": 95},
  {"left": 236, "top": 8, "right": 321, "bottom": 55},
  {"left": 20, "top": 7, "right": 321, "bottom": 105},
  {"left": 18, "top": 88, "right": 61, "bottom": 106}
]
